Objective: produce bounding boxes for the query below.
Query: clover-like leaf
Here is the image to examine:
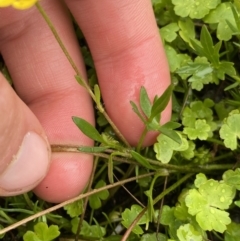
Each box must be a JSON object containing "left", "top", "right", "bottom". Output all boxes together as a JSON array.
[
  {"left": 121, "top": 204, "right": 148, "bottom": 235},
  {"left": 177, "top": 57, "right": 218, "bottom": 91},
  {"left": 160, "top": 22, "right": 179, "bottom": 42},
  {"left": 23, "top": 222, "right": 60, "bottom": 241},
  {"left": 154, "top": 133, "right": 188, "bottom": 163},
  {"left": 89, "top": 180, "right": 109, "bottom": 209},
  {"left": 178, "top": 18, "right": 195, "bottom": 45},
  {"left": 172, "top": 0, "right": 220, "bottom": 19},
  {"left": 177, "top": 224, "right": 203, "bottom": 241},
  {"left": 204, "top": 3, "right": 237, "bottom": 41},
  {"left": 220, "top": 110, "right": 240, "bottom": 150},
  {"left": 180, "top": 140, "right": 195, "bottom": 160},
  {"left": 185, "top": 176, "right": 235, "bottom": 233},
  {"left": 199, "top": 180, "right": 235, "bottom": 209},
  {"left": 194, "top": 173, "right": 208, "bottom": 188},
  {"left": 64, "top": 200, "right": 83, "bottom": 218},
  {"left": 71, "top": 219, "right": 106, "bottom": 238},
  {"left": 183, "top": 119, "right": 211, "bottom": 140},
  {"left": 165, "top": 45, "right": 192, "bottom": 73},
  {"left": 159, "top": 205, "right": 175, "bottom": 226},
  {"left": 191, "top": 98, "right": 215, "bottom": 120},
  {"left": 223, "top": 168, "right": 240, "bottom": 190}
]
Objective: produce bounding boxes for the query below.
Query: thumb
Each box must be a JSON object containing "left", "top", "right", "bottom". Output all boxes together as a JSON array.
[{"left": 0, "top": 73, "right": 51, "bottom": 196}]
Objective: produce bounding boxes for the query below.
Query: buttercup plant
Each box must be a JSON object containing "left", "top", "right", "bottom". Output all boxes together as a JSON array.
[{"left": 1, "top": 1, "right": 240, "bottom": 241}]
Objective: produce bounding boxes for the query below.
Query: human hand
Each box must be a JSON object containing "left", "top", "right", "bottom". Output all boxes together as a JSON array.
[{"left": 0, "top": 0, "right": 171, "bottom": 203}]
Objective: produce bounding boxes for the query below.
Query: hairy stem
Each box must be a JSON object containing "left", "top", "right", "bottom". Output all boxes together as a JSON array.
[
  {"left": 35, "top": 3, "right": 130, "bottom": 148},
  {"left": 51, "top": 144, "right": 236, "bottom": 173}
]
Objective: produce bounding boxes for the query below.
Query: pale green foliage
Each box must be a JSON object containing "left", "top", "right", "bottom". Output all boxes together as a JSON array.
[
  {"left": 172, "top": 0, "right": 220, "bottom": 19},
  {"left": 160, "top": 23, "right": 179, "bottom": 42},
  {"left": 220, "top": 110, "right": 240, "bottom": 150},
  {"left": 178, "top": 18, "right": 195, "bottom": 45},
  {"left": 182, "top": 99, "right": 217, "bottom": 140},
  {"left": 183, "top": 119, "right": 210, "bottom": 140},
  {"left": 64, "top": 200, "right": 83, "bottom": 218},
  {"left": 23, "top": 222, "right": 60, "bottom": 241},
  {"left": 154, "top": 133, "right": 189, "bottom": 163},
  {"left": 177, "top": 224, "right": 203, "bottom": 241},
  {"left": 159, "top": 205, "right": 185, "bottom": 240},
  {"left": 174, "top": 200, "right": 191, "bottom": 221},
  {"left": 89, "top": 180, "right": 109, "bottom": 209},
  {"left": 141, "top": 233, "right": 168, "bottom": 241},
  {"left": 185, "top": 174, "right": 235, "bottom": 233},
  {"left": 71, "top": 219, "right": 106, "bottom": 238},
  {"left": 160, "top": 205, "right": 175, "bottom": 225},
  {"left": 204, "top": 3, "right": 237, "bottom": 40},
  {"left": 180, "top": 140, "right": 195, "bottom": 160},
  {"left": 223, "top": 168, "right": 240, "bottom": 190},
  {"left": 121, "top": 205, "right": 148, "bottom": 235},
  {"left": 193, "top": 147, "right": 211, "bottom": 164},
  {"left": 225, "top": 222, "right": 240, "bottom": 241},
  {"left": 165, "top": 45, "right": 191, "bottom": 73},
  {"left": 177, "top": 57, "right": 218, "bottom": 91}
]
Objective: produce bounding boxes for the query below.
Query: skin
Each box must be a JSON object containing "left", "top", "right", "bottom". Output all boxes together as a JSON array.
[{"left": 0, "top": 0, "right": 171, "bottom": 203}]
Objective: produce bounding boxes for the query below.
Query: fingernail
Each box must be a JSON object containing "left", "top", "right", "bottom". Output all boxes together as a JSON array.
[{"left": 0, "top": 132, "right": 50, "bottom": 192}]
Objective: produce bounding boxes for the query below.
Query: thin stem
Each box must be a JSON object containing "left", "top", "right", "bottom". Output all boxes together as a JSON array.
[
  {"left": 121, "top": 173, "right": 193, "bottom": 241},
  {"left": 0, "top": 172, "right": 155, "bottom": 236},
  {"left": 23, "top": 193, "right": 34, "bottom": 210},
  {"left": 75, "top": 157, "right": 99, "bottom": 241},
  {"left": 35, "top": 3, "right": 94, "bottom": 99},
  {"left": 212, "top": 152, "right": 234, "bottom": 162},
  {"left": 156, "top": 176, "right": 168, "bottom": 241},
  {"left": 136, "top": 127, "right": 148, "bottom": 152},
  {"left": 35, "top": 3, "right": 130, "bottom": 148},
  {"left": 51, "top": 144, "right": 237, "bottom": 173},
  {"left": 207, "top": 138, "right": 225, "bottom": 145}
]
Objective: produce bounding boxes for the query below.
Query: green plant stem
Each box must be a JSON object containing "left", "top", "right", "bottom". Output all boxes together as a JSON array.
[
  {"left": 51, "top": 144, "right": 237, "bottom": 173},
  {"left": 153, "top": 173, "right": 193, "bottom": 205},
  {"left": 35, "top": 3, "right": 130, "bottom": 148},
  {"left": 207, "top": 138, "right": 225, "bottom": 145},
  {"left": 136, "top": 127, "right": 148, "bottom": 152},
  {"left": 75, "top": 156, "right": 99, "bottom": 241},
  {"left": 212, "top": 152, "right": 234, "bottom": 162},
  {"left": 121, "top": 173, "right": 193, "bottom": 241}
]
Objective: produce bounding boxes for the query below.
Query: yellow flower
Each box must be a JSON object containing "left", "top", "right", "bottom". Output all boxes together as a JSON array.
[{"left": 0, "top": 0, "right": 38, "bottom": 10}]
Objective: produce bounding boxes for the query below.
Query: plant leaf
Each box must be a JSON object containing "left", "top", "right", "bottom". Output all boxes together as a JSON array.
[
  {"left": 89, "top": 180, "right": 109, "bottom": 210},
  {"left": 130, "top": 101, "right": 146, "bottom": 123},
  {"left": 121, "top": 205, "right": 148, "bottom": 235},
  {"left": 23, "top": 222, "right": 60, "bottom": 241},
  {"left": 140, "top": 86, "right": 152, "bottom": 118},
  {"left": 94, "top": 84, "right": 101, "bottom": 105},
  {"left": 72, "top": 117, "right": 104, "bottom": 143},
  {"left": 130, "top": 151, "right": 156, "bottom": 170},
  {"left": 64, "top": 200, "right": 83, "bottom": 218},
  {"left": 75, "top": 75, "right": 86, "bottom": 87},
  {"left": 158, "top": 126, "right": 182, "bottom": 144},
  {"left": 150, "top": 85, "right": 173, "bottom": 120}
]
